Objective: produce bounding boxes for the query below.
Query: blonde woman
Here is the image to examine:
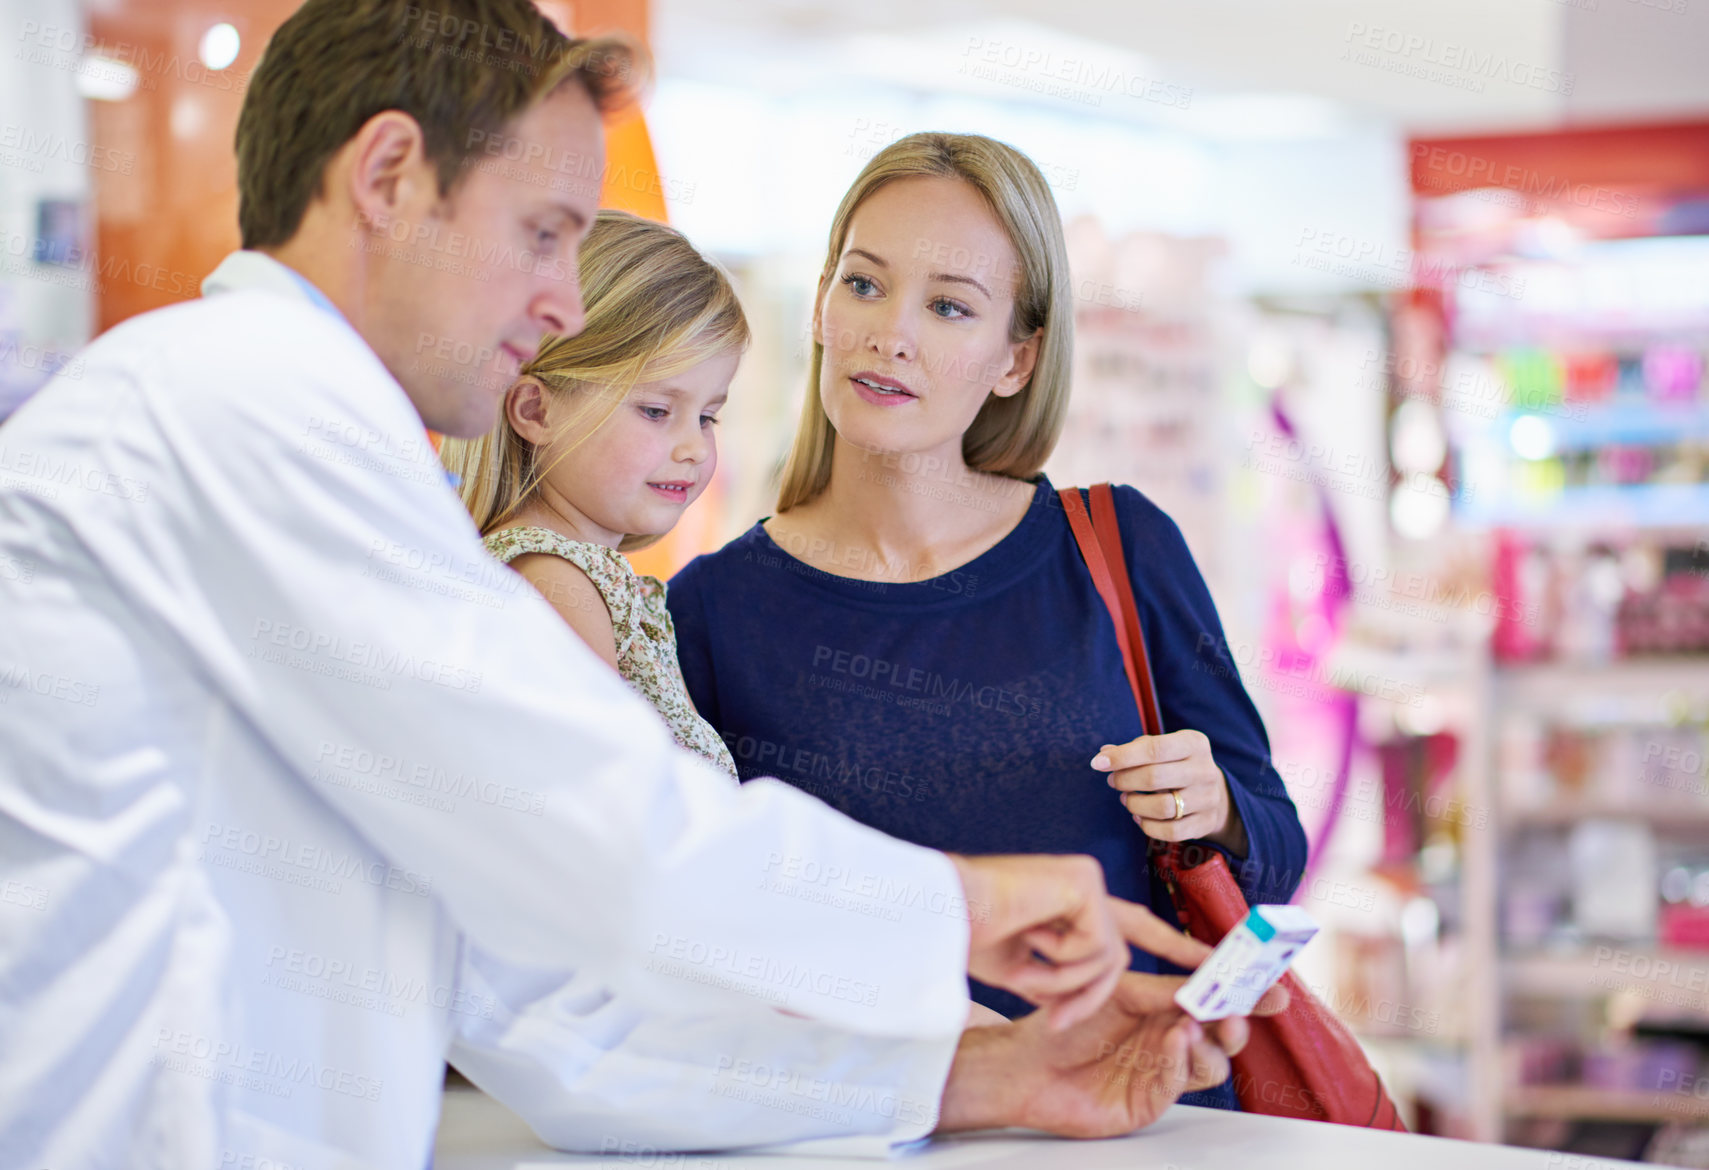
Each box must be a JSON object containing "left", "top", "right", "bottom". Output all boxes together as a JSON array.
[
  {"left": 442, "top": 209, "right": 739, "bottom": 778},
  {"left": 666, "top": 133, "right": 1307, "bottom": 1110}
]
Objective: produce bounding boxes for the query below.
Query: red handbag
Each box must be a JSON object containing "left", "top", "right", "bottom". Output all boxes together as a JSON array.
[{"left": 1061, "top": 483, "right": 1406, "bottom": 1131}]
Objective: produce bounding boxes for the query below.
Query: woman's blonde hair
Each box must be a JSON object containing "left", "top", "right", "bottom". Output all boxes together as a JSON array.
[
  {"left": 441, "top": 209, "right": 748, "bottom": 551},
  {"left": 775, "top": 132, "right": 1074, "bottom": 512}
]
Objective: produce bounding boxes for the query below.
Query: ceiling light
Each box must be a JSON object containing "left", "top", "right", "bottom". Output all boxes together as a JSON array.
[
  {"left": 75, "top": 56, "right": 139, "bottom": 101},
  {"left": 199, "top": 23, "right": 240, "bottom": 71}
]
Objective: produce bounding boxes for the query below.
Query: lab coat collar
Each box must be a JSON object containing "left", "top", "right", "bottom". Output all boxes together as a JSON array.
[
  {"left": 202, "top": 249, "right": 462, "bottom": 487},
  {"left": 202, "top": 250, "right": 345, "bottom": 321}
]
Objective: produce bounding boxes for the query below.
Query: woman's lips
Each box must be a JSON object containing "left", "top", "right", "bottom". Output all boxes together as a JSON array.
[{"left": 849, "top": 374, "right": 917, "bottom": 406}]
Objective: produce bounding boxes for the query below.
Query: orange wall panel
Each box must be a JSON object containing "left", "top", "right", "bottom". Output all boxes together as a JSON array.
[
  {"left": 86, "top": 2, "right": 295, "bottom": 333},
  {"left": 88, "top": 0, "right": 653, "bottom": 334}
]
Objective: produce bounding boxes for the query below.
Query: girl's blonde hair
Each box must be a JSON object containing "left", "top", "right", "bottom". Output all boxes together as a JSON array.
[
  {"left": 775, "top": 132, "right": 1074, "bottom": 513},
  {"left": 441, "top": 209, "right": 748, "bottom": 551}
]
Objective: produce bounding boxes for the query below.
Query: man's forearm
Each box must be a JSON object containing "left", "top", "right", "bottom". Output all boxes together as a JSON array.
[{"left": 934, "top": 1026, "right": 1023, "bottom": 1133}]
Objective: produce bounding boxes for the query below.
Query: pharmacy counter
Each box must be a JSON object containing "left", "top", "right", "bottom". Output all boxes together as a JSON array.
[{"left": 433, "top": 1087, "right": 1640, "bottom": 1170}]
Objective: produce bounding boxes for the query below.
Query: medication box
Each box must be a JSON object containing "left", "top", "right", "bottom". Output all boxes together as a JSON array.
[{"left": 1174, "top": 904, "right": 1318, "bottom": 1022}]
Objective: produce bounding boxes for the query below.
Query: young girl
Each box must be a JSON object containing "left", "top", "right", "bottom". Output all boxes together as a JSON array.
[{"left": 440, "top": 209, "right": 740, "bottom": 779}]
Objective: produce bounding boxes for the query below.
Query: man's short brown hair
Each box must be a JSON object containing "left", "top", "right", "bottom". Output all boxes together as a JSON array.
[{"left": 236, "top": 0, "right": 642, "bottom": 249}]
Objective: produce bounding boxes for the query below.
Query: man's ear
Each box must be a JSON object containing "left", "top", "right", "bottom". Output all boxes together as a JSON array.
[
  {"left": 344, "top": 110, "right": 436, "bottom": 236},
  {"left": 505, "top": 379, "right": 553, "bottom": 445},
  {"left": 991, "top": 329, "right": 1042, "bottom": 399}
]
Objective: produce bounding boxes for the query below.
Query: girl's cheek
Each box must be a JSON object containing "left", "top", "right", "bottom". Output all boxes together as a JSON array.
[{"left": 620, "top": 416, "right": 663, "bottom": 469}]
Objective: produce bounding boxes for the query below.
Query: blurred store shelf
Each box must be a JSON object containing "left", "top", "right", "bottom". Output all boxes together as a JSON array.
[
  {"left": 1459, "top": 483, "right": 1709, "bottom": 532},
  {"left": 1503, "top": 949, "right": 1709, "bottom": 1004},
  {"left": 1506, "top": 1086, "right": 1709, "bottom": 1124}
]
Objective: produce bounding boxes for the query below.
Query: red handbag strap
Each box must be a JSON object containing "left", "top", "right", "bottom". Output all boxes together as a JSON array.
[
  {"left": 1059, "top": 488, "right": 1148, "bottom": 731},
  {"left": 1062, "top": 485, "right": 1187, "bottom": 883},
  {"left": 1059, "top": 485, "right": 1164, "bottom": 737},
  {"left": 1088, "top": 484, "right": 1166, "bottom": 739}
]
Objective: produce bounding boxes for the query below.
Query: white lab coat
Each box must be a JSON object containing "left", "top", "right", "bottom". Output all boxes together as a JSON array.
[{"left": 0, "top": 252, "right": 968, "bottom": 1170}]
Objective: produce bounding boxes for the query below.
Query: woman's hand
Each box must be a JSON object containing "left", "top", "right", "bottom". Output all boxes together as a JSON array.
[{"left": 1092, "top": 730, "right": 1248, "bottom": 856}]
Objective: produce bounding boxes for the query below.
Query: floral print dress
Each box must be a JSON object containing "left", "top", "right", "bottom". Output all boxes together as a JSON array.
[{"left": 485, "top": 526, "right": 738, "bottom": 780}]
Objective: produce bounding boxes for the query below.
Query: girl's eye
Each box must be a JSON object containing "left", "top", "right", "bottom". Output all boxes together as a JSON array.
[
  {"left": 700, "top": 414, "right": 720, "bottom": 429},
  {"left": 638, "top": 405, "right": 668, "bottom": 421},
  {"left": 840, "top": 273, "right": 877, "bottom": 297},
  {"left": 931, "top": 298, "right": 971, "bottom": 320}
]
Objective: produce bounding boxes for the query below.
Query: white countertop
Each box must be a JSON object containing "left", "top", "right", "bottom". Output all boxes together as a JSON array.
[{"left": 433, "top": 1087, "right": 1647, "bottom": 1169}]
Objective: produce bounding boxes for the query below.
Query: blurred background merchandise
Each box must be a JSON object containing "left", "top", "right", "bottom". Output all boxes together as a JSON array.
[{"left": 6, "top": 0, "right": 1709, "bottom": 1160}]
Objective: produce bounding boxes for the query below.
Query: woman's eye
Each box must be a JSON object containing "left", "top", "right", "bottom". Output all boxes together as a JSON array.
[
  {"left": 840, "top": 274, "right": 877, "bottom": 297},
  {"left": 534, "top": 228, "right": 560, "bottom": 249},
  {"left": 639, "top": 405, "right": 668, "bottom": 421},
  {"left": 931, "top": 298, "right": 971, "bottom": 320}
]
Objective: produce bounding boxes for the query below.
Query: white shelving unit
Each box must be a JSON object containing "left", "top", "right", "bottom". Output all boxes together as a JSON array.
[
  {"left": 1403, "top": 220, "right": 1709, "bottom": 1153},
  {"left": 1485, "top": 655, "right": 1709, "bottom": 1145},
  {"left": 1310, "top": 626, "right": 1498, "bottom": 1140}
]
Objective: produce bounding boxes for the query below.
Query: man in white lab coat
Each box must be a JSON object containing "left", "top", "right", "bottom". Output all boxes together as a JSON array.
[{"left": 0, "top": 3, "right": 1260, "bottom": 1168}]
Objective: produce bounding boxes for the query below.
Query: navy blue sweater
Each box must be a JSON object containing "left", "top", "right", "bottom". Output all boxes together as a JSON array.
[{"left": 667, "top": 477, "right": 1307, "bottom": 1109}]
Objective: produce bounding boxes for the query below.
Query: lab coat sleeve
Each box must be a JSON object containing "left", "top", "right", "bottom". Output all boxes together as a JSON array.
[
  {"left": 81, "top": 295, "right": 971, "bottom": 1039},
  {"left": 446, "top": 943, "right": 961, "bottom": 1155}
]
